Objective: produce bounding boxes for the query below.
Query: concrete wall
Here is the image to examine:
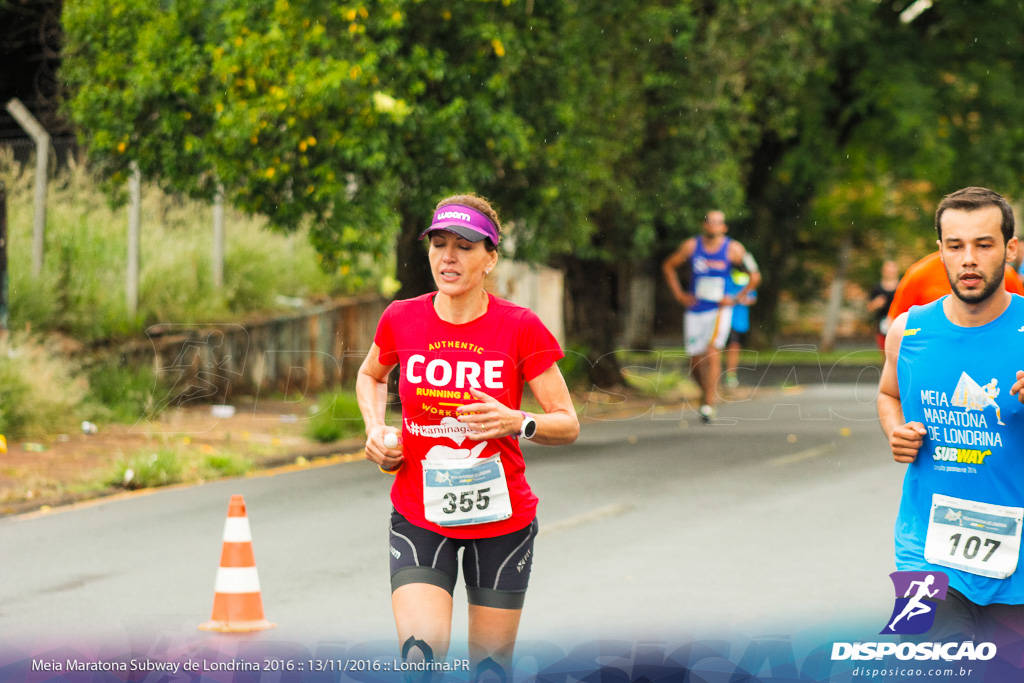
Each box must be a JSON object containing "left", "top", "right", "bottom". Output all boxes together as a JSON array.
[
  {"left": 125, "top": 262, "right": 566, "bottom": 407},
  {"left": 125, "top": 294, "right": 389, "bottom": 405}
]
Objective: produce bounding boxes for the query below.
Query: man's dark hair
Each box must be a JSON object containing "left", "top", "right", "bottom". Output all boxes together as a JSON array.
[{"left": 935, "top": 187, "right": 1015, "bottom": 243}]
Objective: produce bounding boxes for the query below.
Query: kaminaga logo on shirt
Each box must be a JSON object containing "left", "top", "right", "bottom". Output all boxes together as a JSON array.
[{"left": 880, "top": 571, "right": 948, "bottom": 635}]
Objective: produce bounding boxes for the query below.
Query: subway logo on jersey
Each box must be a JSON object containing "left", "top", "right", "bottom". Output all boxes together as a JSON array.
[{"left": 932, "top": 446, "right": 992, "bottom": 466}]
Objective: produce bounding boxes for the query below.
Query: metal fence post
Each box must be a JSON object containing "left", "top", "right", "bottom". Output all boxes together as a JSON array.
[
  {"left": 213, "top": 183, "right": 225, "bottom": 288},
  {"left": 0, "top": 180, "right": 8, "bottom": 336},
  {"left": 5, "top": 98, "right": 50, "bottom": 279},
  {"left": 127, "top": 162, "right": 142, "bottom": 316}
]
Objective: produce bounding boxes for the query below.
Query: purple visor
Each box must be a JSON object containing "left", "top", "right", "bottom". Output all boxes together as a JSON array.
[{"left": 418, "top": 204, "right": 500, "bottom": 244}]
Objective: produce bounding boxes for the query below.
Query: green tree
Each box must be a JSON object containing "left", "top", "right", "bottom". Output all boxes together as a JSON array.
[
  {"left": 356, "top": 0, "right": 546, "bottom": 302},
  {"left": 63, "top": 0, "right": 406, "bottom": 282},
  {"left": 743, "top": 1, "right": 1024, "bottom": 343},
  {"left": 515, "top": 1, "right": 839, "bottom": 386}
]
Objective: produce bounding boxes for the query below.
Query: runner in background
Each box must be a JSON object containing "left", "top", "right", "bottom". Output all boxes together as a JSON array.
[
  {"left": 878, "top": 186, "right": 1024, "bottom": 641},
  {"left": 723, "top": 252, "right": 761, "bottom": 389},
  {"left": 357, "top": 193, "right": 579, "bottom": 677},
  {"left": 886, "top": 251, "right": 1024, "bottom": 322},
  {"left": 867, "top": 260, "right": 900, "bottom": 352},
  {"left": 663, "top": 211, "right": 757, "bottom": 423},
  {"left": 663, "top": 210, "right": 761, "bottom": 421}
]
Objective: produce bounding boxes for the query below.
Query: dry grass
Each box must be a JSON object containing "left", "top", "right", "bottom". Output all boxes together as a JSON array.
[
  {"left": 1, "top": 150, "right": 370, "bottom": 341},
  {"left": 0, "top": 332, "right": 89, "bottom": 439}
]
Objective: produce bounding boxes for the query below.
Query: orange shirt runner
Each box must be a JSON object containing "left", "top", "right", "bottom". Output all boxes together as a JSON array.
[{"left": 887, "top": 251, "right": 1024, "bottom": 320}]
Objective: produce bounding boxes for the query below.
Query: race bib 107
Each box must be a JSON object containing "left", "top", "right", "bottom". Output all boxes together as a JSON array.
[{"left": 924, "top": 494, "right": 1023, "bottom": 579}]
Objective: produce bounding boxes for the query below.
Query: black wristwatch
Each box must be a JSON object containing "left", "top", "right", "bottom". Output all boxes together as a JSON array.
[{"left": 519, "top": 412, "right": 537, "bottom": 440}]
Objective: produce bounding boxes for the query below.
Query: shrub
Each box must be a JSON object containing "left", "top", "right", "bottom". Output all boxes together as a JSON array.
[
  {"left": 111, "top": 449, "right": 184, "bottom": 489},
  {"left": 85, "top": 358, "right": 157, "bottom": 424},
  {"left": 202, "top": 452, "right": 252, "bottom": 478},
  {"left": 0, "top": 334, "right": 89, "bottom": 439},
  {"left": 307, "top": 391, "right": 365, "bottom": 443},
  {"left": 557, "top": 345, "right": 594, "bottom": 390}
]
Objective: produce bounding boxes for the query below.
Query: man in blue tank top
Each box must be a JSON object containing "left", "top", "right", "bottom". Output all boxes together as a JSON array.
[
  {"left": 878, "top": 187, "right": 1024, "bottom": 641},
  {"left": 663, "top": 211, "right": 758, "bottom": 423}
]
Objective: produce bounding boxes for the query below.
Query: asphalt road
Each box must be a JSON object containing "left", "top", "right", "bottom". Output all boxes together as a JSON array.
[{"left": 0, "top": 382, "right": 904, "bottom": 655}]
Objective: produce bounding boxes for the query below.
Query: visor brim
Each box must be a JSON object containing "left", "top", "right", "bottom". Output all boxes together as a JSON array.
[{"left": 418, "top": 224, "right": 491, "bottom": 243}]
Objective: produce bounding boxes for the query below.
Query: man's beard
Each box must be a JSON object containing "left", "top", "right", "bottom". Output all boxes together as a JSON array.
[{"left": 949, "top": 268, "right": 1004, "bottom": 304}]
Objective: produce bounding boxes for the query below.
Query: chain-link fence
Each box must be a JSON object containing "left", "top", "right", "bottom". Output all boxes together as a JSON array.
[{"left": 0, "top": 135, "right": 80, "bottom": 172}]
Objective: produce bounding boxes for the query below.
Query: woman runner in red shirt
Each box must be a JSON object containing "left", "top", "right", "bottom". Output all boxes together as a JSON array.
[{"left": 357, "top": 193, "right": 579, "bottom": 676}]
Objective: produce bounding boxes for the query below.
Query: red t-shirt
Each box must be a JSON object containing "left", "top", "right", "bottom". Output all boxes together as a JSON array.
[
  {"left": 888, "top": 251, "right": 1024, "bottom": 319},
  {"left": 374, "top": 292, "right": 563, "bottom": 539}
]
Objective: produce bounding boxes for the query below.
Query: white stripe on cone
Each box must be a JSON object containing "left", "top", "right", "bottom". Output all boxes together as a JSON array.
[
  {"left": 222, "top": 517, "right": 253, "bottom": 543},
  {"left": 214, "top": 566, "right": 262, "bottom": 594}
]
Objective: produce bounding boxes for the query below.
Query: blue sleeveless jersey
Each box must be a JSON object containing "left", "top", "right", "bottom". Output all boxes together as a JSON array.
[
  {"left": 724, "top": 269, "right": 756, "bottom": 334},
  {"left": 690, "top": 237, "right": 732, "bottom": 313},
  {"left": 895, "top": 295, "right": 1024, "bottom": 604}
]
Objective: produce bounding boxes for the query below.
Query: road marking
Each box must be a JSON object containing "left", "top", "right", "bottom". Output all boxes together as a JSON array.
[
  {"left": 244, "top": 451, "right": 365, "bottom": 478},
  {"left": 767, "top": 443, "right": 834, "bottom": 467},
  {"left": 539, "top": 503, "right": 632, "bottom": 537}
]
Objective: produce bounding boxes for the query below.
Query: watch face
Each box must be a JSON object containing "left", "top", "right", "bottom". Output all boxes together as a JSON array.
[{"left": 524, "top": 417, "right": 537, "bottom": 439}]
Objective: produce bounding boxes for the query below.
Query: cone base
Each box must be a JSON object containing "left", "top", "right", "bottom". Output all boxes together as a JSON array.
[{"left": 198, "top": 618, "right": 277, "bottom": 633}]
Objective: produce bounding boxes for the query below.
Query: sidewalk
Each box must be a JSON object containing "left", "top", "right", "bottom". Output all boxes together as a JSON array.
[{"left": 0, "top": 399, "right": 356, "bottom": 517}]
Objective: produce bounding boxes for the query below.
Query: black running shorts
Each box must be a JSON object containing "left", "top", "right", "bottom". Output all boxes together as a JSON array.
[
  {"left": 727, "top": 328, "right": 748, "bottom": 347},
  {"left": 388, "top": 509, "right": 538, "bottom": 609}
]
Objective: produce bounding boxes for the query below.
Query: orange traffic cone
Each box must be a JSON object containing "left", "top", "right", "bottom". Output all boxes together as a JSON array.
[{"left": 198, "top": 494, "right": 277, "bottom": 632}]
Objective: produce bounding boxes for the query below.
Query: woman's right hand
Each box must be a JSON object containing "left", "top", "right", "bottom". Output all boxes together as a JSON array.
[{"left": 365, "top": 425, "right": 404, "bottom": 472}]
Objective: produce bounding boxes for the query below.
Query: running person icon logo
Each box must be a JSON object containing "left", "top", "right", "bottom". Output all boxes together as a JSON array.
[
  {"left": 951, "top": 371, "right": 1006, "bottom": 426},
  {"left": 880, "top": 571, "right": 950, "bottom": 635}
]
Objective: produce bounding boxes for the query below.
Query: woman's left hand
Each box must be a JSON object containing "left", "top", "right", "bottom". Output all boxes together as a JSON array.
[{"left": 457, "top": 387, "right": 520, "bottom": 441}]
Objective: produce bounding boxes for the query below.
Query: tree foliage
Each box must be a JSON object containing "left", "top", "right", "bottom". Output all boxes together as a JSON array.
[
  {"left": 64, "top": 0, "right": 404, "bottom": 280},
  {"left": 744, "top": 0, "right": 1024, "bottom": 338},
  {"left": 60, "top": 0, "right": 1024, "bottom": 383}
]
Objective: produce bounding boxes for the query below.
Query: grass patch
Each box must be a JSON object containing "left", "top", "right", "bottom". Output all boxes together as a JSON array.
[
  {"left": 203, "top": 452, "right": 253, "bottom": 478},
  {"left": 737, "top": 347, "right": 882, "bottom": 367},
  {"left": 617, "top": 346, "right": 882, "bottom": 369},
  {"left": 112, "top": 449, "right": 184, "bottom": 489},
  {"left": 307, "top": 391, "right": 365, "bottom": 443},
  {"left": 621, "top": 368, "right": 693, "bottom": 397},
  {"left": 110, "top": 444, "right": 254, "bottom": 490}
]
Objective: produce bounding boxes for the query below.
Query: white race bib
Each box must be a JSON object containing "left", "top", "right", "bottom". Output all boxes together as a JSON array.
[
  {"left": 695, "top": 276, "right": 726, "bottom": 303},
  {"left": 422, "top": 455, "right": 512, "bottom": 527},
  {"left": 924, "top": 494, "right": 1023, "bottom": 579}
]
